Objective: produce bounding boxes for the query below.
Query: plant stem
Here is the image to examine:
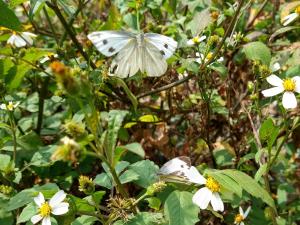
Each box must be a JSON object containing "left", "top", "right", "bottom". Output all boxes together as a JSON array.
[
  {"left": 43, "top": 7, "right": 59, "bottom": 44},
  {"left": 46, "top": 1, "right": 97, "bottom": 69},
  {"left": 36, "top": 77, "right": 49, "bottom": 135},
  {"left": 86, "top": 151, "right": 129, "bottom": 198}
]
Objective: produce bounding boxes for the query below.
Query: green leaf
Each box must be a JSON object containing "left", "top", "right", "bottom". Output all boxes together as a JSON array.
[
  {"left": 29, "top": 0, "right": 46, "bottom": 19},
  {"left": 70, "top": 196, "right": 95, "bottom": 212},
  {"left": 139, "top": 114, "right": 160, "bottom": 123},
  {"left": 164, "top": 191, "right": 200, "bottom": 225},
  {"left": 145, "top": 197, "right": 161, "bottom": 210},
  {"left": 8, "top": 0, "right": 28, "bottom": 8},
  {"left": 220, "top": 169, "right": 275, "bottom": 208},
  {"left": 207, "top": 170, "right": 242, "bottom": 197},
  {"left": 118, "top": 143, "right": 145, "bottom": 158},
  {"left": 269, "top": 26, "right": 300, "bottom": 42},
  {"left": 128, "top": 160, "right": 159, "bottom": 188},
  {"left": 259, "top": 118, "right": 279, "bottom": 149},
  {"left": 0, "top": 154, "right": 11, "bottom": 170},
  {"left": 187, "top": 8, "right": 211, "bottom": 36},
  {"left": 0, "top": 0, "right": 21, "bottom": 31},
  {"left": 243, "top": 42, "right": 271, "bottom": 65},
  {"left": 254, "top": 164, "right": 268, "bottom": 181},
  {"left": 17, "top": 202, "right": 36, "bottom": 224},
  {"left": 105, "top": 110, "right": 128, "bottom": 165},
  {"left": 209, "top": 62, "right": 228, "bottom": 79},
  {"left": 71, "top": 215, "right": 98, "bottom": 225}
]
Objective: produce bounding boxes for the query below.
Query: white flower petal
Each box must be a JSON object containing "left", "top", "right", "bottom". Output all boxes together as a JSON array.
[
  {"left": 0, "top": 103, "right": 7, "bottom": 110},
  {"left": 51, "top": 202, "right": 69, "bottom": 215},
  {"left": 31, "top": 214, "right": 43, "bottom": 224},
  {"left": 266, "top": 75, "right": 283, "bottom": 87},
  {"left": 217, "top": 57, "right": 224, "bottom": 62},
  {"left": 292, "top": 76, "right": 300, "bottom": 93},
  {"left": 199, "top": 35, "right": 206, "bottom": 42},
  {"left": 192, "top": 187, "right": 212, "bottom": 209},
  {"left": 49, "top": 190, "right": 66, "bottom": 208},
  {"left": 241, "top": 222, "right": 245, "bottom": 225},
  {"left": 283, "top": 13, "right": 298, "bottom": 26},
  {"left": 244, "top": 206, "right": 251, "bottom": 218},
  {"left": 187, "top": 39, "right": 194, "bottom": 46},
  {"left": 271, "top": 62, "right": 280, "bottom": 72},
  {"left": 21, "top": 32, "right": 36, "bottom": 46},
  {"left": 7, "top": 35, "right": 16, "bottom": 45},
  {"left": 282, "top": 91, "right": 297, "bottom": 109},
  {"left": 34, "top": 192, "right": 45, "bottom": 207},
  {"left": 262, "top": 86, "right": 284, "bottom": 97},
  {"left": 211, "top": 192, "right": 224, "bottom": 212},
  {"left": 42, "top": 216, "right": 51, "bottom": 225},
  {"left": 184, "top": 166, "right": 206, "bottom": 184},
  {"left": 239, "top": 206, "right": 244, "bottom": 215},
  {"left": 14, "top": 36, "right": 26, "bottom": 47}
]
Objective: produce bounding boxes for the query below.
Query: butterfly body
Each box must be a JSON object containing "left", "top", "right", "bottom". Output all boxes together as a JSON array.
[{"left": 88, "top": 30, "right": 177, "bottom": 78}]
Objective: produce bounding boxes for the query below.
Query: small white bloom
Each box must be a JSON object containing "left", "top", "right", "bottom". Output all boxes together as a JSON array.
[
  {"left": 262, "top": 75, "right": 300, "bottom": 109},
  {"left": 61, "top": 136, "right": 78, "bottom": 146},
  {"left": 185, "top": 167, "right": 224, "bottom": 212},
  {"left": 282, "top": 6, "right": 300, "bottom": 26},
  {"left": 234, "top": 206, "right": 251, "bottom": 225},
  {"left": 187, "top": 35, "right": 206, "bottom": 46},
  {"left": 7, "top": 31, "right": 36, "bottom": 48},
  {"left": 195, "top": 52, "right": 223, "bottom": 64},
  {"left": 31, "top": 190, "right": 69, "bottom": 225},
  {"left": 0, "top": 101, "right": 20, "bottom": 111},
  {"left": 40, "top": 53, "right": 58, "bottom": 64}
]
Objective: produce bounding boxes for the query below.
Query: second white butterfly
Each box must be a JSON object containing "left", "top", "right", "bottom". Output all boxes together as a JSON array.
[{"left": 87, "top": 30, "right": 177, "bottom": 78}]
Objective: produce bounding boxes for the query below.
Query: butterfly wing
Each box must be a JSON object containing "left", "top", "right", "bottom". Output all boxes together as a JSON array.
[
  {"left": 158, "top": 157, "right": 191, "bottom": 175},
  {"left": 110, "top": 39, "right": 140, "bottom": 78},
  {"left": 87, "top": 31, "right": 134, "bottom": 57},
  {"left": 144, "top": 33, "right": 177, "bottom": 59},
  {"left": 140, "top": 40, "right": 168, "bottom": 77}
]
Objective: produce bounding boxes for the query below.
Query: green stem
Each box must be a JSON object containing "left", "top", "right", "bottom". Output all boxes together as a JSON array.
[
  {"left": 8, "top": 113, "right": 17, "bottom": 162},
  {"left": 43, "top": 7, "right": 59, "bottom": 44},
  {"left": 86, "top": 151, "right": 128, "bottom": 198},
  {"left": 36, "top": 77, "right": 49, "bottom": 135},
  {"left": 46, "top": 1, "right": 97, "bottom": 69},
  {"left": 136, "top": 1, "right": 140, "bottom": 32}
]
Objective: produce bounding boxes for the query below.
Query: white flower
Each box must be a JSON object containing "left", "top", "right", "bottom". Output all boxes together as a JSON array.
[
  {"left": 195, "top": 52, "right": 223, "bottom": 64},
  {"left": 282, "top": 6, "right": 300, "bottom": 26},
  {"left": 187, "top": 35, "right": 206, "bottom": 46},
  {"left": 7, "top": 31, "right": 36, "bottom": 48},
  {"left": 40, "top": 53, "right": 58, "bottom": 64},
  {"left": 262, "top": 75, "right": 300, "bottom": 109},
  {"left": 31, "top": 190, "right": 69, "bottom": 225},
  {"left": 234, "top": 206, "right": 251, "bottom": 225},
  {"left": 186, "top": 167, "right": 224, "bottom": 212},
  {"left": 0, "top": 101, "right": 20, "bottom": 111}
]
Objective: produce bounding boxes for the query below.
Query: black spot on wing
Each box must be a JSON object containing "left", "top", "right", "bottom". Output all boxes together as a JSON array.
[
  {"left": 164, "top": 43, "right": 168, "bottom": 49},
  {"left": 103, "top": 40, "right": 108, "bottom": 45},
  {"left": 108, "top": 47, "right": 115, "bottom": 53},
  {"left": 160, "top": 50, "right": 165, "bottom": 56}
]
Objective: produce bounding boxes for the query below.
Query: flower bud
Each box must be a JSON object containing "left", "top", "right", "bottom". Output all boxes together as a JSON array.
[
  {"left": 146, "top": 181, "right": 167, "bottom": 196},
  {"left": 78, "top": 175, "right": 95, "bottom": 195}
]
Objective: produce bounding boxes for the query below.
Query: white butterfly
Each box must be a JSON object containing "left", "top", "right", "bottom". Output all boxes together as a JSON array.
[
  {"left": 87, "top": 30, "right": 177, "bottom": 78},
  {"left": 158, "top": 157, "right": 204, "bottom": 184}
]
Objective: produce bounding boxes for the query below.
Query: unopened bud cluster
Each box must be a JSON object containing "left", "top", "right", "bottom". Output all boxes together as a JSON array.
[
  {"left": 146, "top": 181, "right": 167, "bottom": 196},
  {"left": 78, "top": 175, "right": 95, "bottom": 195},
  {"left": 0, "top": 184, "right": 13, "bottom": 195}
]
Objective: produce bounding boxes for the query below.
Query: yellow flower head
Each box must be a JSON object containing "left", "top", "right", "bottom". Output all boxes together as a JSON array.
[
  {"left": 205, "top": 176, "right": 220, "bottom": 192},
  {"left": 283, "top": 78, "right": 296, "bottom": 92}
]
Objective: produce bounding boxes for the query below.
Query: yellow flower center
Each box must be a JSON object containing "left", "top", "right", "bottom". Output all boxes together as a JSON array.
[
  {"left": 295, "top": 6, "right": 300, "bottom": 14},
  {"left": 39, "top": 202, "right": 51, "bottom": 217},
  {"left": 234, "top": 214, "right": 244, "bottom": 223},
  {"left": 205, "top": 176, "right": 220, "bottom": 192},
  {"left": 192, "top": 36, "right": 200, "bottom": 44},
  {"left": 283, "top": 78, "right": 296, "bottom": 92},
  {"left": 206, "top": 52, "right": 213, "bottom": 61},
  {"left": 7, "top": 102, "right": 14, "bottom": 111}
]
